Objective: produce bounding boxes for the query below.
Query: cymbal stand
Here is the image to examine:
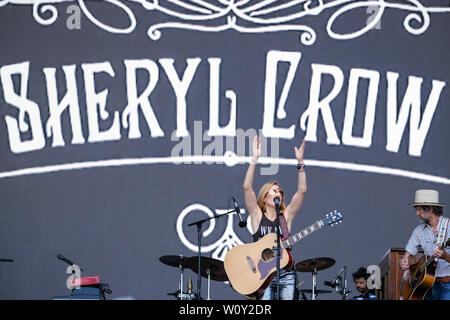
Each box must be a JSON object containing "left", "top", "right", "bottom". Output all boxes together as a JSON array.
[
  {"left": 311, "top": 266, "right": 317, "bottom": 300},
  {"left": 207, "top": 268, "right": 211, "bottom": 300},
  {"left": 178, "top": 256, "right": 184, "bottom": 300}
]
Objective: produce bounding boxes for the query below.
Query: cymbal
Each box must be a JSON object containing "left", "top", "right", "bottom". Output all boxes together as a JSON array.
[
  {"left": 189, "top": 257, "right": 228, "bottom": 282},
  {"left": 295, "top": 257, "right": 335, "bottom": 272},
  {"left": 298, "top": 289, "right": 332, "bottom": 294},
  {"left": 159, "top": 255, "right": 193, "bottom": 268}
]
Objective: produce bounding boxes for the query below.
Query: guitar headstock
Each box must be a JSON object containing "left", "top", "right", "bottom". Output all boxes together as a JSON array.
[{"left": 322, "top": 210, "right": 343, "bottom": 227}]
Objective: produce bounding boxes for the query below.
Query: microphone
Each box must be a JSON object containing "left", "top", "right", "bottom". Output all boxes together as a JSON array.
[
  {"left": 274, "top": 197, "right": 281, "bottom": 209},
  {"left": 324, "top": 280, "right": 338, "bottom": 288},
  {"left": 57, "top": 254, "right": 84, "bottom": 271},
  {"left": 232, "top": 197, "right": 246, "bottom": 228},
  {"left": 324, "top": 266, "right": 345, "bottom": 289}
]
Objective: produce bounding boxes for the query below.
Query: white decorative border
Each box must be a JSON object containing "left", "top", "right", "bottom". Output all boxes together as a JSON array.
[
  {"left": 1, "top": 0, "right": 450, "bottom": 45},
  {"left": 0, "top": 154, "right": 448, "bottom": 185}
]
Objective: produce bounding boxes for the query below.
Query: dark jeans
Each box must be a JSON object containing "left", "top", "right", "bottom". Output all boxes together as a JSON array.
[{"left": 424, "top": 282, "right": 450, "bottom": 300}]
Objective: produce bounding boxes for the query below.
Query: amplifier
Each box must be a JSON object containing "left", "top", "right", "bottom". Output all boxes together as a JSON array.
[{"left": 53, "top": 286, "right": 102, "bottom": 300}]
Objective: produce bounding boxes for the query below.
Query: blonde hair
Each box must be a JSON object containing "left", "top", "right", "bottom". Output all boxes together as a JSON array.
[{"left": 256, "top": 181, "right": 285, "bottom": 214}]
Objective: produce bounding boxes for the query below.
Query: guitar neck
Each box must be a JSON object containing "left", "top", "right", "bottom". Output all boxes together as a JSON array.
[{"left": 281, "top": 220, "right": 324, "bottom": 249}]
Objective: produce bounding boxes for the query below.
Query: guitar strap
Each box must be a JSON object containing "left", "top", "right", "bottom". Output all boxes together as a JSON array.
[
  {"left": 437, "top": 217, "right": 449, "bottom": 248},
  {"left": 279, "top": 214, "right": 295, "bottom": 272},
  {"left": 278, "top": 213, "right": 290, "bottom": 240}
]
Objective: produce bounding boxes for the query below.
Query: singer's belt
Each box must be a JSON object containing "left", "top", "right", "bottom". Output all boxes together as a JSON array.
[{"left": 435, "top": 276, "right": 450, "bottom": 283}]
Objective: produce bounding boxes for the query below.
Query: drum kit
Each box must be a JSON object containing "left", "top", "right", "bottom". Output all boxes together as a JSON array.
[
  {"left": 159, "top": 255, "right": 228, "bottom": 300},
  {"left": 160, "top": 254, "right": 344, "bottom": 300}
]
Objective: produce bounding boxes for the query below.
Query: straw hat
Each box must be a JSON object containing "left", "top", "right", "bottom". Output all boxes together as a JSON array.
[{"left": 409, "top": 189, "right": 445, "bottom": 207}]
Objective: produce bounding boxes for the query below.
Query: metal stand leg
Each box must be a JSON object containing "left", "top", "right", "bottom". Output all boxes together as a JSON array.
[
  {"left": 178, "top": 255, "right": 184, "bottom": 300},
  {"left": 207, "top": 268, "right": 211, "bottom": 300},
  {"left": 312, "top": 267, "right": 317, "bottom": 300}
]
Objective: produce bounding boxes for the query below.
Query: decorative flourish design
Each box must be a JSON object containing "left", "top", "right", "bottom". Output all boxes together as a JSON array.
[
  {"left": 176, "top": 203, "right": 252, "bottom": 261},
  {"left": 0, "top": 1, "right": 449, "bottom": 44}
]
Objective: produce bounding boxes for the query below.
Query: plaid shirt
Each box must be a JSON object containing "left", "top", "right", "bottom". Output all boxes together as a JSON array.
[{"left": 405, "top": 216, "right": 450, "bottom": 277}]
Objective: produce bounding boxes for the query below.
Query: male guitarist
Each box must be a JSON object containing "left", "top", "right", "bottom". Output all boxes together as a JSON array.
[
  {"left": 242, "top": 136, "right": 307, "bottom": 300},
  {"left": 399, "top": 189, "right": 450, "bottom": 300}
]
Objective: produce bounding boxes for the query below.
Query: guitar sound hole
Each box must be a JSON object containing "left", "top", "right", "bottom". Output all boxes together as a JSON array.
[{"left": 261, "top": 249, "right": 274, "bottom": 262}]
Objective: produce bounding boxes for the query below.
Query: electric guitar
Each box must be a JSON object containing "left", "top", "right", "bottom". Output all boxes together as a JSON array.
[
  {"left": 224, "top": 210, "right": 343, "bottom": 296},
  {"left": 400, "top": 238, "right": 450, "bottom": 300}
]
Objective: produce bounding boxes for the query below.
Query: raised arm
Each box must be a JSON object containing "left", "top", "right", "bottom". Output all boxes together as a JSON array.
[
  {"left": 285, "top": 138, "right": 307, "bottom": 225},
  {"left": 243, "top": 136, "right": 263, "bottom": 233}
]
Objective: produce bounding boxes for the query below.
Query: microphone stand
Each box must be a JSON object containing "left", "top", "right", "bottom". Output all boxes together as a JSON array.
[
  {"left": 275, "top": 202, "right": 281, "bottom": 300},
  {"left": 337, "top": 266, "right": 351, "bottom": 300},
  {"left": 187, "top": 207, "right": 239, "bottom": 300}
]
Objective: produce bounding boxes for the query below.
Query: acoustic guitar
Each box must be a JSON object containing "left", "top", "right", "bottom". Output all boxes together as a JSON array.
[
  {"left": 400, "top": 238, "right": 449, "bottom": 300},
  {"left": 224, "top": 210, "right": 343, "bottom": 296}
]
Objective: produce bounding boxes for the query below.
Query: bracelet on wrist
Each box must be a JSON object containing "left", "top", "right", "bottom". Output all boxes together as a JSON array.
[
  {"left": 251, "top": 157, "right": 258, "bottom": 164},
  {"left": 297, "top": 163, "right": 305, "bottom": 172}
]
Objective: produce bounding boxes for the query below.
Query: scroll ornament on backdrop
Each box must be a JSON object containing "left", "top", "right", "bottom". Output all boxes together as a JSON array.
[
  {"left": 1, "top": 0, "right": 450, "bottom": 45},
  {"left": 176, "top": 203, "right": 252, "bottom": 261}
]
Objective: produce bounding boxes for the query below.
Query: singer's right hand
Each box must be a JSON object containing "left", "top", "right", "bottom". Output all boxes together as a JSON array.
[{"left": 252, "top": 136, "right": 261, "bottom": 160}]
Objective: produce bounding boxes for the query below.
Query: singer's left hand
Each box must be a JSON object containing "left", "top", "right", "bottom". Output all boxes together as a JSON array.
[{"left": 294, "top": 138, "right": 306, "bottom": 163}]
